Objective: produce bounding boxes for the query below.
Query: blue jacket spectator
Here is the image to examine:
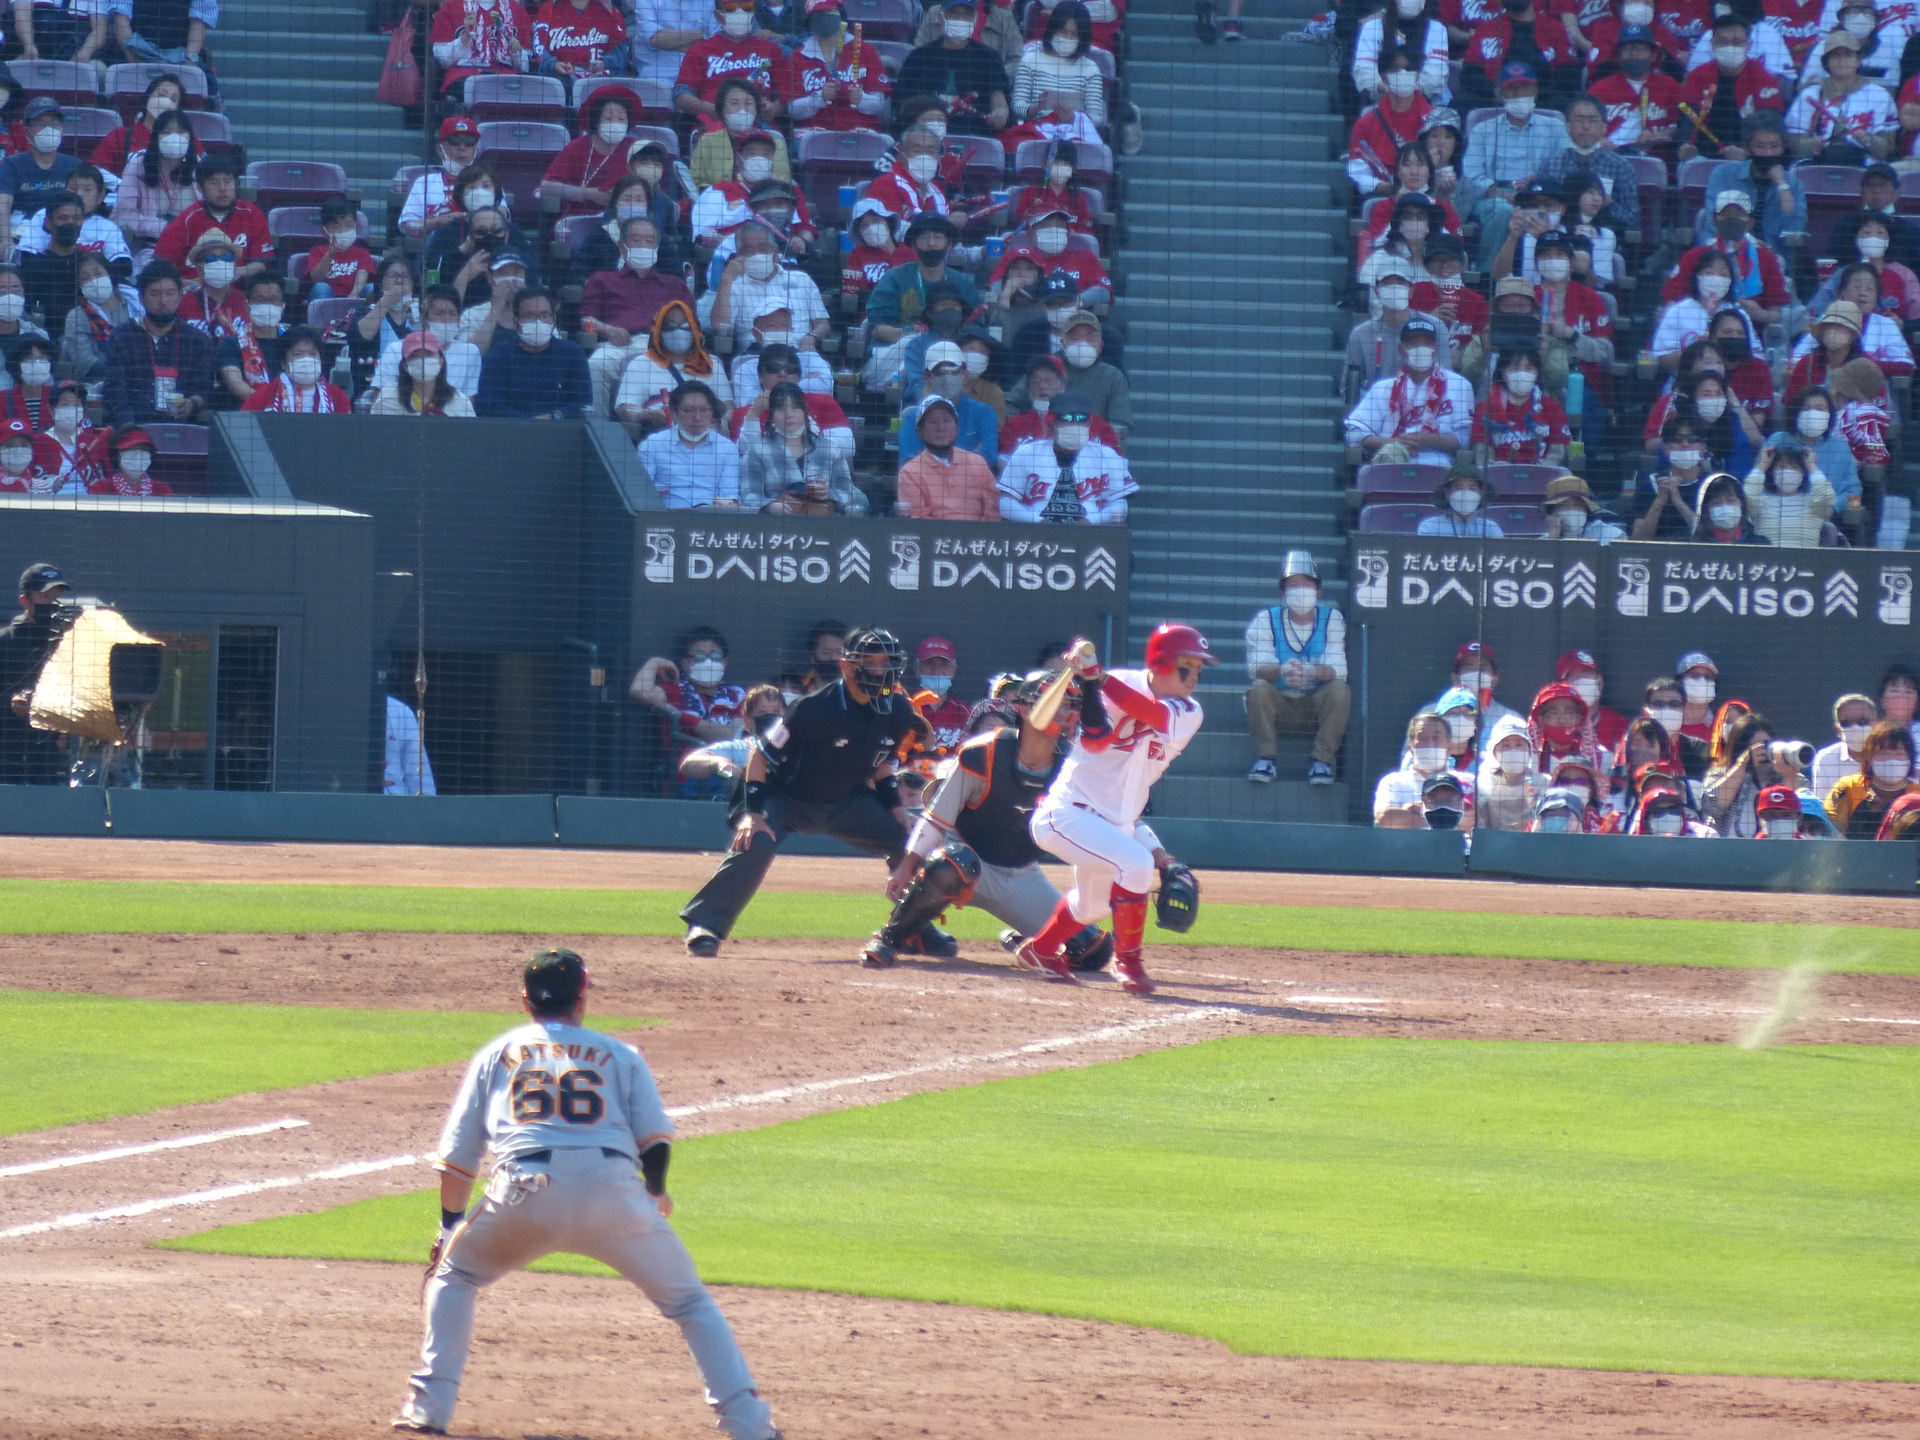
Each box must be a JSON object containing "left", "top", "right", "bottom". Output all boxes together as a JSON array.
[
  {"left": 1693, "top": 117, "right": 1807, "bottom": 249},
  {"left": 475, "top": 288, "right": 591, "bottom": 419}
]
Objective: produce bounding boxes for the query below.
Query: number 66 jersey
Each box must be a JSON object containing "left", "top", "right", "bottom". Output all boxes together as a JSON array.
[{"left": 433, "top": 1019, "right": 676, "bottom": 1180}]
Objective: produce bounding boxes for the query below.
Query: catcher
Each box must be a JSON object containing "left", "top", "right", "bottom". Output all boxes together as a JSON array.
[{"left": 861, "top": 667, "right": 1115, "bottom": 974}]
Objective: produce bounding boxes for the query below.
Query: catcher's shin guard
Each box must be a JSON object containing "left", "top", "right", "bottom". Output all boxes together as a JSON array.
[
  {"left": 1064, "top": 923, "right": 1114, "bottom": 972},
  {"left": 880, "top": 841, "right": 979, "bottom": 944}
]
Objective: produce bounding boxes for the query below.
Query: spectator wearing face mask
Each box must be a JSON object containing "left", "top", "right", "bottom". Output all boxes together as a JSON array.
[
  {"left": 1346, "top": 316, "right": 1474, "bottom": 465},
  {"left": 1635, "top": 676, "right": 1704, "bottom": 780},
  {"left": 903, "top": 636, "right": 971, "bottom": 760},
  {"left": 993, "top": 205, "right": 1110, "bottom": 303},
  {"left": 430, "top": 0, "right": 533, "bottom": 94},
  {"left": 349, "top": 259, "right": 422, "bottom": 393},
  {"left": 1629, "top": 779, "right": 1712, "bottom": 836},
  {"left": 1000, "top": 352, "right": 1120, "bottom": 459},
  {"left": 1375, "top": 711, "right": 1473, "bottom": 827},
  {"left": 16, "top": 192, "right": 87, "bottom": 321},
  {"left": 896, "top": 393, "right": 999, "bottom": 518},
  {"left": 0, "top": 99, "right": 79, "bottom": 236},
  {"left": 1784, "top": 301, "right": 1892, "bottom": 474},
  {"left": 1528, "top": 680, "right": 1603, "bottom": 781},
  {"left": 540, "top": 95, "right": 643, "bottom": 219},
  {"left": 1878, "top": 663, "right": 1920, "bottom": 758},
  {"left": 1699, "top": 708, "right": 1782, "bottom": 836},
  {"left": 1553, "top": 649, "right": 1627, "bottom": 751},
  {"left": 104, "top": 260, "right": 212, "bottom": 424},
  {"left": 1688, "top": 469, "right": 1772, "bottom": 542},
  {"left": 91, "top": 74, "right": 184, "bottom": 180},
  {"left": 398, "top": 117, "right": 481, "bottom": 241},
  {"left": 739, "top": 380, "right": 864, "bottom": 513},
  {"left": 1686, "top": 111, "right": 1803, "bottom": 250},
  {"left": 1353, "top": 0, "right": 1451, "bottom": 102},
  {"left": 175, "top": 229, "right": 249, "bottom": 356},
  {"left": 58, "top": 252, "right": 130, "bottom": 383},
  {"left": 1606, "top": 719, "right": 1682, "bottom": 826},
  {"left": 840, "top": 200, "right": 911, "bottom": 302},
  {"left": 580, "top": 217, "right": 691, "bottom": 416},
  {"left": 1679, "top": 370, "right": 1761, "bottom": 475},
  {"left": 1587, "top": 25, "right": 1681, "bottom": 149},
  {"left": 912, "top": 0, "right": 1023, "bottom": 65},
  {"left": 897, "top": 0, "right": 1013, "bottom": 136},
  {"left": 1012, "top": 2, "right": 1106, "bottom": 128},
  {"left": 1793, "top": 279, "right": 1912, "bottom": 375},
  {"left": 1042, "top": 312, "right": 1126, "bottom": 432},
  {"left": 674, "top": 0, "right": 789, "bottom": 120},
  {"left": 1541, "top": 473, "right": 1627, "bottom": 539},
  {"left": 1824, "top": 162, "right": 1920, "bottom": 270},
  {"left": 1349, "top": 50, "right": 1435, "bottom": 195},
  {"left": 1740, "top": 439, "right": 1837, "bottom": 545},
  {"left": 0, "top": 336, "right": 55, "bottom": 429},
  {"left": 955, "top": 324, "right": 1005, "bottom": 418},
  {"left": 1786, "top": 30, "right": 1896, "bottom": 160},
  {"left": 1459, "top": 276, "right": 1555, "bottom": 392},
  {"left": 1243, "top": 551, "right": 1348, "bottom": 786},
  {"left": 1811, "top": 691, "right": 1879, "bottom": 799},
  {"left": 708, "top": 218, "right": 829, "bottom": 349},
  {"left": 154, "top": 154, "right": 274, "bottom": 284},
  {"left": 1660, "top": 190, "right": 1792, "bottom": 333},
  {"left": 632, "top": 626, "right": 749, "bottom": 794},
  {"left": 1523, "top": 784, "right": 1585, "bottom": 832},
  {"left": 1749, "top": 784, "right": 1813, "bottom": 839},
  {"left": 25, "top": 166, "right": 129, "bottom": 277},
  {"left": 1813, "top": 227, "right": 1920, "bottom": 324},
  {"left": 578, "top": 175, "right": 681, "bottom": 284},
  {"left": 784, "top": 0, "right": 890, "bottom": 132},
  {"left": 1425, "top": 685, "right": 1482, "bottom": 774},
  {"left": 1005, "top": 267, "right": 1124, "bottom": 375},
  {"left": 1650, "top": 249, "right": 1744, "bottom": 366},
  {"left": 1678, "top": 15, "right": 1789, "bottom": 159},
  {"left": 639, "top": 379, "right": 740, "bottom": 507},
  {"left": 371, "top": 331, "right": 477, "bottom": 416},
  {"left": 1473, "top": 346, "right": 1569, "bottom": 465},
  {"left": 868, "top": 126, "right": 960, "bottom": 230},
  {"left": 32, "top": 382, "right": 106, "bottom": 490},
  {"left": 76, "top": 425, "right": 167, "bottom": 495},
  {"left": 901, "top": 339, "right": 998, "bottom": 461},
  {"left": 1441, "top": 639, "right": 1519, "bottom": 740},
  {"left": 110, "top": 108, "right": 198, "bottom": 244},
  {"left": 615, "top": 298, "right": 732, "bottom": 430},
  {"left": 1462, "top": 64, "right": 1569, "bottom": 269},
  {"left": 866, "top": 213, "right": 977, "bottom": 347},
  {"left": 1529, "top": 94, "right": 1642, "bottom": 229},
  {"left": 239, "top": 327, "right": 348, "bottom": 414},
  {"left": 213, "top": 272, "right": 289, "bottom": 408},
  {"left": 996, "top": 388, "right": 1130, "bottom": 522},
  {"left": 1475, "top": 714, "right": 1543, "bottom": 830},
  {"left": 726, "top": 342, "right": 854, "bottom": 455},
  {"left": 302, "top": 197, "right": 376, "bottom": 302},
  {"left": 476, "top": 287, "right": 590, "bottom": 418},
  {"left": 1349, "top": 262, "right": 1447, "bottom": 395},
  {"left": 689, "top": 81, "right": 794, "bottom": 189},
  {"left": 1013, "top": 141, "right": 1095, "bottom": 235},
  {"left": 899, "top": 280, "right": 974, "bottom": 401},
  {"left": 1546, "top": 756, "right": 1611, "bottom": 830},
  {"left": 1463, "top": 0, "right": 1580, "bottom": 108},
  {"left": 1411, "top": 234, "right": 1485, "bottom": 358},
  {"left": 532, "top": 0, "right": 629, "bottom": 75},
  {"left": 1359, "top": 192, "right": 1451, "bottom": 288},
  {"left": 1702, "top": 312, "right": 1777, "bottom": 428},
  {"left": 1418, "top": 466, "right": 1503, "bottom": 535}
]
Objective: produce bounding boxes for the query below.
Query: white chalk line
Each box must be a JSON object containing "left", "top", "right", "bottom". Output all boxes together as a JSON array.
[
  {"left": 0, "top": 1153, "right": 423, "bottom": 1239},
  {"left": 1290, "top": 996, "right": 1387, "bottom": 1006},
  {"left": 2, "top": 1008, "right": 1239, "bottom": 1242},
  {"left": 845, "top": 979, "right": 1082, "bottom": 1007},
  {"left": 0, "top": 1118, "right": 310, "bottom": 1180}
]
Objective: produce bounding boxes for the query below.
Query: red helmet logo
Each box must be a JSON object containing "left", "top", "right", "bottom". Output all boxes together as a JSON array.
[{"left": 1144, "top": 623, "right": 1219, "bottom": 674}]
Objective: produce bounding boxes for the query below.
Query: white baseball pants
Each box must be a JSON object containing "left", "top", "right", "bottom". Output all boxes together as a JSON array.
[
  {"left": 399, "top": 1147, "right": 773, "bottom": 1439},
  {"left": 1030, "top": 798, "right": 1155, "bottom": 924}
]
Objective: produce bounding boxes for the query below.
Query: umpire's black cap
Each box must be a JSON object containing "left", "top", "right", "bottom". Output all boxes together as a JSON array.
[
  {"left": 19, "top": 562, "right": 66, "bottom": 596},
  {"left": 525, "top": 947, "right": 587, "bottom": 1012}
]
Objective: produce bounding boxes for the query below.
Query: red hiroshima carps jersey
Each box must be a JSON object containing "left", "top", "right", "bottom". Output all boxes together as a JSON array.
[{"left": 1047, "top": 667, "right": 1204, "bottom": 827}]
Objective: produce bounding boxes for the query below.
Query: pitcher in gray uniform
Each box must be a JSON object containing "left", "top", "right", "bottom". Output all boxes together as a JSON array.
[{"left": 393, "top": 949, "right": 780, "bottom": 1439}]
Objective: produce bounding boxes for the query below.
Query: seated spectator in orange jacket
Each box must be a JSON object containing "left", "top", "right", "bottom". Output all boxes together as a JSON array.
[{"left": 897, "top": 394, "right": 1000, "bottom": 520}]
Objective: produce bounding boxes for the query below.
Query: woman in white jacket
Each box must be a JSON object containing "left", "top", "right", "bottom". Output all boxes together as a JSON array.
[
  {"left": 1475, "top": 713, "right": 1544, "bottom": 831},
  {"left": 1742, "top": 440, "right": 1837, "bottom": 547}
]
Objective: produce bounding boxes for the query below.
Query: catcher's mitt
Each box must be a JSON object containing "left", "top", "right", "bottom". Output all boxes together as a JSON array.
[{"left": 1155, "top": 862, "right": 1199, "bottom": 933}]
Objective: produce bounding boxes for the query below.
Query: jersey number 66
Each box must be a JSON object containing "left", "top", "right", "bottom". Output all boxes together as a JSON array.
[{"left": 510, "top": 1068, "right": 605, "bottom": 1124}]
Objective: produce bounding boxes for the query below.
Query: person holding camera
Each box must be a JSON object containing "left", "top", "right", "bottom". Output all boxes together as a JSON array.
[
  {"left": 1700, "top": 709, "right": 1788, "bottom": 837},
  {"left": 0, "top": 562, "right": 70, "bottom": 784}
]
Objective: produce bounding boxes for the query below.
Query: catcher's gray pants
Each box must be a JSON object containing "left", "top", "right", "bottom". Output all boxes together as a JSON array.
[
  {"left": 399, "top": 1147, "right": 773, "bottom": 1439},
  {"left": 970, "top": 858, "right": 1062, "bottom": 934}
]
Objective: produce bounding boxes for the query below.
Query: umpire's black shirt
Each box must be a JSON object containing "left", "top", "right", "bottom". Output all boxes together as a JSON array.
[{"left": 763, "top": 680, "right": 916, "bottom": 805}]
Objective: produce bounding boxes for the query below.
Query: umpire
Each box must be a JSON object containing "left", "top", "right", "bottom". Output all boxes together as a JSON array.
[
  {"left": 0, "top": 563, "right": 70, "bottom": 785},
  {"left": 681, "top": 627, "right": 955, "bottom": 958}
]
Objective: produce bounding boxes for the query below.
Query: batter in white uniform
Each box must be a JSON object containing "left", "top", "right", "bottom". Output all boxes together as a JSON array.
[
  {"left": 1017, "top": 624, "right": 1215, "bottom": 995},
  {"left": 393, "top": 948, "right": 780, "bottom": 1439}
]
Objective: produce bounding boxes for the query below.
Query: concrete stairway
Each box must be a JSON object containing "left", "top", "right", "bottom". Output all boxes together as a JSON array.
[
  {"left": 215, "top": 0, "right": 426, "bottom": 231},
  {"left": 1113, "top": 0, "right": 1355, "bottom": 823}
]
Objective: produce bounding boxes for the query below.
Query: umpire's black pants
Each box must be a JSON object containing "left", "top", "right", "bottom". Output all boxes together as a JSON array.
[{"left": 680, "top": 788, "right": 905, "bottom": 938}]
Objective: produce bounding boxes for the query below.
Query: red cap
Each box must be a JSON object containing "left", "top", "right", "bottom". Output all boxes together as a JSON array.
[
  {"left": 1454, "top": 639, "right": 1496, "bottom": 668},
  {"left": 805, "top": 0, "right": 841, "bottom": 13},
  {"left": 917, "top": 635, "right": 956, "bottom": 662},
  {"left": 114, "top": 426, "right": 154, "bottom": 451},
  {"left": 1, "top": 418, "right": 31, "bottom": 439},
  {"left": 1556, "top": 648, "right": 1599, "bottom": 680},
  {"left": 1144, "top": 623, "right": 1219, "bottom": 674},
  {"left": 1756, "top": 784, "right": 1800, "bottom": 814},
  {"left": 439, "top": 115, "right": 480, "bottom": 142}
]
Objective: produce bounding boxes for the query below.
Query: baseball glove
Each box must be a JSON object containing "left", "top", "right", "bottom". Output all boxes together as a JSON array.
[
  {"left": 1155, "top": 862, "right": 1199, "bottom": 933},
  {"left": 423, "top": 1227, "right": 453, "bottom": 1296}
]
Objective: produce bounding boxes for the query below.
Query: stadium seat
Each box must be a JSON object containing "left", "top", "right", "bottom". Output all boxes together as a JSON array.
[
  {"left": 793, "top": 127, "right": 892, "bottom": 222},
  {"left": 840, "top": 0, "right": 917, "bottom": 40},
  {"left": 1356, "top": 461, "right": 1448, "bottom": 501},
  {"left": 186, "top": 110, "right": 235, "bottom": 154},
  {"left": 548, "top": 212, "right": 604, "bottom": 265},
  {"left": 627, "top": 123, "right": 679, "bottom": 156},
  {"left": 1675, "top": 155, "right": 1717, "bottom": 235},
  {"left": 1625, "top": 153, "right": 1666, "bottom": 240},
  {"left": 7, "top": 59, "right": 99, "bottom": 106},
  {"left": 870, "top": 39, "right": 911, "bottom": 75},
  {"left": 475, "top": 121, "right": 569, "bottom": 225},
  {"left": 949, "top": 133, "right": 1006, "bottom": 191},
  {"left": 148, "top": 421, "right": 207, "bottom": 495},
  {"left": 268, "top": 205, "right": 371, "bottom": 251},
  {"left": 465, "top": 73, "right": 569, "bottom": 125},
  {"left": 1486, "top": 504, "right": 1548, "bottom": 536},
  {"left": 104, "top": 62, "right": 212, "bottom": 121},
  {"left": 1356, "top": 502, "right": 1435, "bottom": 534},
  {"left": 1483, "top": 463, "right": 1560, "bottom": 499},
  {"left": 573, "top": 75, "right": 673, "bottom": 122},
  {"left": 1797, "top": 165, "right": 1873, "bottom": 254},
  {"left": 56, "top": 106, "right": 118, "bottom": 157},
  {"left": 1014, "top": 139, "right": 1110, "bottom": 196},
  {"left": 246, "top": 161, "right": 350, "bottom": 210},
  {"left": 305, "top": 296, "right": 358, "bottom": 333}
]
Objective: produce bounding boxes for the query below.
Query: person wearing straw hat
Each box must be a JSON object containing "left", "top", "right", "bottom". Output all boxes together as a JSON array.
[
  {"left": 1541, "top": 472, "right": 1626, "bottom": 539},
  {"left": 1243, "top": 551, "right": 1349, "bottom": 787}
]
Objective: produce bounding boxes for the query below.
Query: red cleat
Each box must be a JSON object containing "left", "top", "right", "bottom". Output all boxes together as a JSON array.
[
  {"left": 1109, "top": 955, "right": 1155, "bottom": 995},
  {"left": 1014, "top": 938, "right": 1079, "bottom": 983}
]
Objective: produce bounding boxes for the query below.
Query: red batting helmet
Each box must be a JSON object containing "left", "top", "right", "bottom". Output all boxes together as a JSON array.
[{"left": 1144, "top": 623, "right": 1220, "bottom": 674}]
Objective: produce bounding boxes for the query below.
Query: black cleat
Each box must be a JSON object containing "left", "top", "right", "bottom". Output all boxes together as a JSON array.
[
  {"left": 903, "top": 922, "right": 959, "bottom": 958},
  {"left": 685, "top": 927, "right": 720, "bottom": 958},
  {"left": 860, "top": 934, "right": 897, "bottom": 968}
]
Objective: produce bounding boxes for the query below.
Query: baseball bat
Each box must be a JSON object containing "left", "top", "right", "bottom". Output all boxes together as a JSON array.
[{"left": 1029, "top": 639, "right": 1096, "bottom": 731}]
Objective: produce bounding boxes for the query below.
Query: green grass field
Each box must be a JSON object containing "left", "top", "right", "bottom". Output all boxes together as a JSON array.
[
  {"left": 170, "top": 1036, "right": 1920, "bottom": 1381},
  {"left": 0, "top": 990, "right": 653, "bottom": 1135},
  {"left": 2, "top": 878, "right": 1913, "bottom": 974}
]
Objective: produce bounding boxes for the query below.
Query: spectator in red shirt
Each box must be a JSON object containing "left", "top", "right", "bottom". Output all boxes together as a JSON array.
[
  {"left": 630, "top": 625, "right": 749, "bottom": 793},
  {"left": 175, "top": 228, "right": 249, "bottom": 347},
  {"left": 88, "top": 426, "right": 173, "bottom": 497},
  {"left": 998, "top": 351, "right": 1118, "bottom": 461},
  {"left": 1557, "top": 649, "right": 1629, "bottom": 751},
  {"left": 787, "top": 0, "right": 890, "bottom": 132},
  {"left": 909, "top": 636, "right": 971, "bottom": 757},
  {"left": 304, "top": 197, "right": 376, "bottom": 300},
  {"left": 582, "top": 214, "right": 692, "bottom": 416},
  {"left": 675, "top": 0, "right": 789, "bottom": 119},
  {"left": 1704, "top": 309, "right": 1776, "bottom": 430},
  {"left": 1348, "top": 48, "right": 1433, "bottom": 197},
  {"left": 1589, "top": 25, "right": 1682, "bottom": 150},
  {"left": 726, "top": 342, "right": 854, "bottom": 455},
  {"left": 90, "top": 71, "right": 185, "bottom": 179},
  {"left": 1677, "top": 14, "right": 1787, "bottom": 159},
  {"left": 1659, "top": 188, "right": 1791, "bottom": 329},
  {"left": 1472, "top": 346, "right": 1570, "bottom": 465},
  {"left": 989, "top": 204, "right": 1110, "bottom": 306},
  {"left": 531, "top": 0, "right": 629, "bottom": 75},
  {"left": 240, "top": 326, "right": 350, "bottom": 413},
  {"left": 0, "top": 336, "right": 56, "bottom": 431},
  {"left": 540, "top": 91, "right": 641, "bottom": 217},
  {"left": 429, "top": 0, "right": 533, "bottom": 95},
  {"left": 1010, "top": 139, "right": 1096, "bottom": 233},
  {"left": 1411, "top": 234, "right": 1487, "bottom": 355},
  {"left": 1463, "top": 0, "right": 1576, "bottom": 105},
  {"left": 841, "top": 198, "right": 912, "bottom": 299},
  {"left": 153, "top": 153, "right": 273, "bottom": 283}
]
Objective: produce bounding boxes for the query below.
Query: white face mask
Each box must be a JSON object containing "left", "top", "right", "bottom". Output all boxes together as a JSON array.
[
  {"left": 860, "top": 222, "right": 890, "bottom": 248},
  {"left": 944, "top": 17, "right": 973, "bottom": 39},
  {"left": 1403, "top": 344, "right": 1435, "bottom": 371},
  {"left": 1683, "top": 676, "right": 1717, "bottom": 704},
  {"left": 1396, "top": 0, "right": 1423, "bottom": 15},
  {"left": 1412, "top": 746, "right": 1449, "bottom": 773},
  {"left": 1445, "top": 713, "right": 1476, "bottom": 742},
  {"left": 1713, "top": 43, "right": 1747, "bottom": 67},
  {"left": 119, "top": 449, "right": 151, "bottom": 475},
  {"left": 1667, "top": 447, "right": 1703, "bottom": 470},
  {"left": 1558, "top": 506, "right": 1587, "bottom": 534},
  {"left": 663, "top": 328, "right": 695, "bottom": 354},
  {"left": 81, "top": 275, "right": 114, "bottom": 304},
  {"left": 1797, "top": 408, "right": 1831, "bottom": 438},
  {"left": 756, "top": 328, "right": 791, "bottom": 348},
  {"left": 1694, "top": 393, "right": 1727, "bottom": 421},
  {"left": 625, "top": 245, "right": 658, "bottom": 271},
  {"left": 963, "top": 349, "right": 990, "bottom": 375},
  {"left": 921, "top": 118, "right": 948, "bottom": 139},
  {"left": 1448, "top": 487, "right": 1481, "bottom": 515},
  {"left": 1648, "top": 706, "right": 1682, "bottom": 733},
  {"left": 1384, "top": 69, "right": 1419, "bottom": 97},
  {"left": 1504, "top": 96, "right": 1535, "bottom": 121},
  {"left": 1377, "top": 283, "right": 1411, "bottom": 311},
  {"left": 1048, "top": 33, "right": 1077, "bottom": 54},
  {"left": 1708, "top": 502, "right": 1743, "bottom": 529},
  {"left": 0, "top": 444, "right": 29, "bottom": 471},
  {"left": 1496, "top": 748, "right": 1531, "bottom": 776},
  {"left": 722, "top": 7, "right": 754, "bottom": 33},
  {"left": 1649, "top": 811, "right": 1684, "bottom": 835},
  {"left": 521, "top": 319, "right": 556, "bottom": 347},
  {"left": 465, "top": 188, "right": 496, "bottom": 210},
  {"left": 1843, "top": 9, "right": 1875, "bottom": 34},
  {"left": 1773, "top": 467, "right": 1804, "bottom": 494},
  {"left": 1841, "top": 723, "right": 1872, "bottom": 748},
  {"left": 0, "top": 293, "right": 28, "bottom": 323},
  {"left": 741, "top": 154, "right": 774, "bottom": 183},
  {"left": 1399, "top": 218, "right": 1430, "bottom": 242},
  {"left": 157, "top": 131, "right": 190, "bottom": 159},
  {"left": 1504, "top": 368, "right": 1537, "bottom": 395},
  {"left": 1036, "top": 225, "right": 1069, "bottom": 256},
  {"left": 743, "top": 250, "right": 779, "bottom": 281},
  {"left": 427, "top": 319, "right": 461, "bottom": 345},
  {"left": 200, "top": 259, "right": 236, "bottom": 289},
  {"left": 250, "top": 302, "right": 283, "bottom": 328},
  {"left": 287, "top": 354, "right": 323, "bottom": 385},
  {"left": 1048, "top": 161, "right": 1073, "bottom": 183},
  {"left": 1063, "top": 340, "right": 1098, "bottom": 368},
  {"left": 1698, "top": 273, "right": 1731, "bottom": 301},
  {"left": 1054, "top": 422, "right": 1090, "bottom": 451},
  {"left": 1764, "top": 816, "right": 1800, "bottom": 838},
  {"left": 1285, "top": 584, "right": 1318, "bottom": 612},
  {"left": 929, "top": 371, "right": 964, "bottom": 398},
  {"left": 689, "top": 655, "right": 727, "bottom": 685},
  {"left": 1571, "top": 677, "right": 1602, "bottom": 707},
  {"left": 406, "top": 356, "right": 441, "bottom": 381},
  {"left": 1859, "top": 233, "right": 1889, "bottom": 259},
  {"left": 147, "top": 94, "right": 177, "bottom": 118},
  {"left": 1459, "top": 670, "right": 1490, "bottom": 693},
  {"left": 906, "top": 153, "right": 939, "bottom": 183},
  {"left": 598, "top": 119, "right": 630, "bottom": 145},
  {"left": 677, "top": 422, "right": 708, "bottom": 443},
  {"left": 1622, "top": 1, "right": 1652, "bottom": 21},
  {"left": 18, "top": 359, "right": 49, "bottom": 386},
  {"left": 1538, "top": 256, "right": 1571, "bottom": 283},
  {"left": 723, "top": 106, "right": 756, "bottom": 134},
  {"left": 1872, "top": 756, "right": 1910, "bottom": 782},
  {"left": 920, "top": 673, "right": 952, "bottom": 696},
  {"left": 52, "top": 403, "right": 80, "bottom": 430},
  {"left": 1045, "top": 304, "right": 1076, "bottom": 328},
  {"left": 1030, "top": 395, "right": 1051, "bottom": 415}
]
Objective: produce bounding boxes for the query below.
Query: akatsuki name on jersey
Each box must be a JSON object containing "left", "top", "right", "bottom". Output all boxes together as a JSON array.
[{"left": 501, "top": 1040, "right": 617, "bottom": 1068}]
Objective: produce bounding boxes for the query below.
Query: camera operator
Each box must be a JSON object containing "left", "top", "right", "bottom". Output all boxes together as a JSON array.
[{"left": 0, "top": 562, "right": 72, "bottom": 784}]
